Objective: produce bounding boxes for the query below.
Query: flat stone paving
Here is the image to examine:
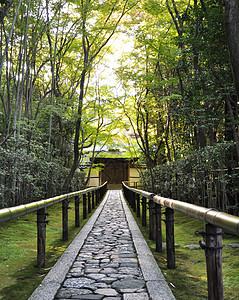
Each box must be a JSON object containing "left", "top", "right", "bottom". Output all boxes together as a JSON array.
[
  {"left": 29, "top": 190, "right": 175, "bottom": 300},
  {"left": 55, "top": 190, "right": 149, "bottom": 300}
]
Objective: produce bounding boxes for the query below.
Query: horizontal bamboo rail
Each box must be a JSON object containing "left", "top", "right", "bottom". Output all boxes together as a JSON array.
[
  {"left": 123, "top": 183, "right": 239, "bottom": 236},
  {"left": 0, "top": 182, "right": 108, "bottom": 268},
  {"left": 122, "top": 181, "right": 239, "bottom": 300},
  {"left": 0, "top": 182, "right": 107, "bottom": 223}
]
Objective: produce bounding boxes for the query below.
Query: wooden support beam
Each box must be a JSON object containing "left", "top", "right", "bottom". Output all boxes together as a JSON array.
[
  {"left": 96, "top": 190, "right": 99, "bottom": 205},
  {"left": 149, "top": 199, "right": 155, "bottom": 240},
  {"left": 132, "top": 192, "right": 136, "bottom": 212},
  {"left": 92, "top": 191, "right": 95, "bottom": 209},
  {"left": 142, "top": 197, "right": 147, "bottom": 227},
  {"left": 62, "top": 198, "right": 69, "bottom": 241},
  {"left": 88, "top": 192, "right": 91, "bottom": 214},
  {"left": 75, "top": 195, "right": 80, "bottom": 227},
  {"left": 83, "top": 194, "right": 87, "bottom": 219},
  {"left": 37, "top": 208, "right": 47, "bottom": 268},
  {"left": 136, "top": 194, "right": 140, "bottom": 218},
  {"left": 155, "top": 203, "right": 162, "bottom": 252},
  {"left": 165, "top": 207, "right": 175, "bottom": 269},
  {"left": 205, "top": 224, "right": 224, "bottom": 300}
]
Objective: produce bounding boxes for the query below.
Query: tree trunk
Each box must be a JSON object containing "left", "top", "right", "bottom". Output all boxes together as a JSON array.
[
  {"left": 223, "top": 0, "right": 239, "bottom": 102},
  {"left": 63, "top": 68, "right": 86, "bottom": 191}
]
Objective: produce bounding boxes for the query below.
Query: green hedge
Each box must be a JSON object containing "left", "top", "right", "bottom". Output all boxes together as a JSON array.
[
  {"left": 0, "top": 147, "right": 85, "bottom": 208},
  {"left": 140, "top": 143, "right": 239, "bottom": 214}
]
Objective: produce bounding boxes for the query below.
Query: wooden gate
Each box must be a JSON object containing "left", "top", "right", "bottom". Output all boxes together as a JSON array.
[{"left": 99, "top": 158, "right": 129, "bottom": 184}]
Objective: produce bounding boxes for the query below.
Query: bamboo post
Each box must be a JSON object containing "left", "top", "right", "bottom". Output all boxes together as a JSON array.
[
  {"left": 100, "top": 186, "right": 104, "bottom": 201},
  {"left": 83, "top": 194, "right": 87, "bottom": 219},
  {"left": 205, "top": 224, "right": 224, "bottom": 300},
  {"left": 165, "top": 207, "right": 175, "bottom": 269},
  {"left": 88, "top": 192, "right": 91, "bottom": 214},
  {"left": 132, "top": 192, "right": 136, "bottom": 212},
  {"left": 96, "top": 190, "right": 99, "bottom": 205},
  {"left": 136, "top": 194, "right": 140, "bottom": 218},
  {"left": 37, "top": 207, "right": 48, "bottom": 268},
  {"left": 62, "top": 198, "right": 69, "bottom": 241},
  {"left": 128, "top": 190, "right": 132, "bottom": 208},
  {"left": 149, "top": 199, "right": 155, "bottom": 240},
  {"left": 94, "top": 190, "right": 98, "bottom": 206},
  {"left": 142, "top": 197, "right": 147, "bottom": 227},
  {"left": 92, "top": 191, "right": 95, "bottom": 209},
  {"left": 125, "top": 186, "right": 128, "bottom": 201},
  {"left": 155, "top": 203, "right": 162, "bottom": 252},
  {"left": 75, "top": 195, "right": 80, "bottom": 227}
]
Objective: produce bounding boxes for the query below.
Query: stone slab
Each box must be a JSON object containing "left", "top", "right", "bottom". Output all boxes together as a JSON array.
[
  {"left": 120, "top": 191, "right": 176, "bottom": 300},
  {"left": 146, "top": 280, "right": 176, "bottom": 300}
]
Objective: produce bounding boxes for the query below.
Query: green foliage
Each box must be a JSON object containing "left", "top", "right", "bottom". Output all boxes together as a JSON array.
[
  {"left": 141, "top": 142, "right": 239, "bottom": 213},
  {"left": 0, "top": 146, "right": 85, "bottom": 208},
  {"left": 0, "top": 0, "right": 9, "bottom": 4}
]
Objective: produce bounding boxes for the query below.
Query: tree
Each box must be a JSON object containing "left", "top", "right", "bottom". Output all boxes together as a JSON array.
[
  {"left": 63, "top": 0, "right": 138, "bottom": 190},
  {"left": 223, "top": 0, "right": 239, "bottom": 103}
]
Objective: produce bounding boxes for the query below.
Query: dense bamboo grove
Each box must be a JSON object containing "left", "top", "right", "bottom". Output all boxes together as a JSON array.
[{"left": 1, "top": 0, "right": 239, "bottom": 211}]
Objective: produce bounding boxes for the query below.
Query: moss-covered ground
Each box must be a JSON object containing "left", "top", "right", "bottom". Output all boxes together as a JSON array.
[
  {"left": 0, "top": 198, "right": 95, "bottom": 300},
  {"left": 130, "top": 205, "right": 239, "bottom": 300},
  {"left": 1, "top": 194, "right": 238, "bottom": 300}
]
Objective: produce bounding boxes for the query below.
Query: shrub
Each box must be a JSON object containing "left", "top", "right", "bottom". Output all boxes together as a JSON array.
[
  {"left": 0, "top": 147, "right": 85, "bottom": 208},
  {"left": 140, "top": 143, "right": 239, "bottom": 214}
]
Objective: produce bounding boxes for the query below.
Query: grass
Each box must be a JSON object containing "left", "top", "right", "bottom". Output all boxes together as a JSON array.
[
  {"left": 130, "top": 205, "right": 239, "bottom": 300},
  {"left": 1, "top": 193, "right": 238, "bottom": 300},
  {"left": 0, "top": 197, "right": 96, "bottom": 300}
]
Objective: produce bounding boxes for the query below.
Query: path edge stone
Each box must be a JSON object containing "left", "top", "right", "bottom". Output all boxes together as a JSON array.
[
  {"left": 120, "top": 190, "right": 176, "bottom": 300},
  {"left": 28, "top": 191, "right": 110, "bottom": 300}
]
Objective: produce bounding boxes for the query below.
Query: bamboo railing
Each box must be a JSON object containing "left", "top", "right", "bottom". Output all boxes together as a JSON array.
[
  {"left": 0, "top": 182, "right": 107, "bottom": 268},
  {"left": 122, "top": 182, "right": 239, "bottom": 300}
]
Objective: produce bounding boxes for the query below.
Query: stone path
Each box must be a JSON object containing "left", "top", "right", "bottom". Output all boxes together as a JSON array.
[
  {"left": 29, "top": 190, "right": 175, "bottom": 300},
  {"left": 55, "top": 190, "right": 149, "bottom": 300}
]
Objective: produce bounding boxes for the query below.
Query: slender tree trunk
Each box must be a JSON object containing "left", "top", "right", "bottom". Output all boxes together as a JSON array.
[
  {"left": 47, "top": 1, "right": 61, "bottom": 160},
  {"left": 63, "top": 68, "right": 87, "bottom": 191},
  {"left": 16, "top": 0, "right": 29, "bottom": 147},
  {"left": 0, "top": 0, "right": 22, "bottom": 80},
  {"left": 225, "top": 95, "right": 239, "bottom": 163},
  {"left": 223, "top": 0, "right": 239, "bottom": 102}
]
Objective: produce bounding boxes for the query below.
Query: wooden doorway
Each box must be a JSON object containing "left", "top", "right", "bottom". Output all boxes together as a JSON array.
[{"left": 98, "top": 158, "right": 129, "bottom": 184}]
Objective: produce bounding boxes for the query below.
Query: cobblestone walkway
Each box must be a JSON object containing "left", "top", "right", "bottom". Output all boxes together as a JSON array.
[{"left": 55, "top": 190, "right": 150, "bottom": 300}]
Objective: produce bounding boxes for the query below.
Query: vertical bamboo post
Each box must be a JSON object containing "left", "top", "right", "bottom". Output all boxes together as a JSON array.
[
  {"left": 165, "top": 207, "right": 175, "bottom": 269},
  {"left": 132, "top": 192, "right": 136, "bottom": 212},
  {"left": 129, "top": 190, "right": 132, "bottom": 208},
  {"left": 37, "top": 207, "right": 47, "bottom": 268},
  {"left": 205, "top": 224, "right": 224, "bottom": 300},
  {"left": 95, "top": 190, "right": 98, "bottom": 206},
  {"left": 125, "top": 186, "right": 128, "bottom": 202},
  {"left": 92, "top": 191, "right": 95, "bottom": 209},
  {"left": 136, "top": 194, "right": 140, "bottom": 217},
  {"left": 75, "top": 195, "right": 80, "bottom": 227},
  {"left": 149, "top": 199, "right": 155, "bottom": 240},
  {"left": 155, "top": 203, "right": 162, "bottom": 252},
  {"left": 100, "top": 186, "right": 104, "bottom": 201},
  {"left": 142, "top": 197, "right": 147, "bottom": 227},
  {"left": 83, "top": 194, "right": 87, "bottom": 219},
  {"left": 62, "top": 197, "right": 69, "bottom": 241},
  {"left": 96, "top": 190, "right": 100, "bottom": 205},
  {"left": 88, "top": 192, "right": 91, "bottom": 214}
]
